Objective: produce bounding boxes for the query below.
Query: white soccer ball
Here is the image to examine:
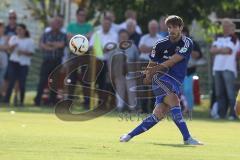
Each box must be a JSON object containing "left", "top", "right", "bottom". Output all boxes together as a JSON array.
[{"left": 69, "top": 34, "right": 89, "bottom": 55}]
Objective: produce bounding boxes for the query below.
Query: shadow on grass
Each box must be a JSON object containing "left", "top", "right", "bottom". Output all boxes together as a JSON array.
[{"left": 151, "top": 142, "right": 195, "bottom": 148}]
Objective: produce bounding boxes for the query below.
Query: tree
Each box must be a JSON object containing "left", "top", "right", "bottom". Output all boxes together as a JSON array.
[
  {"left": 88, "top": 0, "right": 240, "bottom": 33},
  {"left": 26, "top": 0, "right": 66, "bottom": 27}
]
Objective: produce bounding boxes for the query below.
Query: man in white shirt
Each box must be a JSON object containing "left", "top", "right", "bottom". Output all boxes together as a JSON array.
[
  {"left": 89, "top": 16, "right": 118, "bottom": 57},
  {"left": 119, "top": 9, "right": 142, "bottom": 34},
  {"left": 126, "top": 18, "right": 141, "bottom": 46},
  {"left": 139, "top": 20, "right": 163, "bottom": 61},
  {"left": 89, "top": 16, "right": 118, "bottom": 105},
  {"left": 210, "top": 18, "right": 238, "bottom": 120}
]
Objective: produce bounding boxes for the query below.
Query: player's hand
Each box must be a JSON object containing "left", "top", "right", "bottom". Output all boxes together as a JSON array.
[
  {"left": 146, "top": 64, "right": 168, "bottom": 79},
  {"left": 143, "top": 70, "right": 152, "bottom": 85},
  {"left": 146, "top": 67, "right": 157, "bottom": 79}
]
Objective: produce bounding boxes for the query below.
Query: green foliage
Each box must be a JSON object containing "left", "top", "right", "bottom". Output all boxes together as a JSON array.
[
  {"left": 26, "top": 0, "right": 63, "bottom": 27},
  {"left": 88, "top": 0, "right": 240, "bottom": 33}
]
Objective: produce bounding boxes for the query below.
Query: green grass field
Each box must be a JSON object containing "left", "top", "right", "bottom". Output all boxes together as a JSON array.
[{"left": 0, "top": 95, "right": 240, "bottom": 160}]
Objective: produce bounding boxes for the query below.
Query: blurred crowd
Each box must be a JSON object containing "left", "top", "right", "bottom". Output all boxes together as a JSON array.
[{"left": 0, "top": 8, "right": 239, "bottom": 120}]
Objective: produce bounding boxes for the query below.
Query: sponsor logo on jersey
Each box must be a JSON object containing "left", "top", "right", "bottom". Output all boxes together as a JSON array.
[{"left": 179, "top": 47, "right": 187, "bottom": 53}]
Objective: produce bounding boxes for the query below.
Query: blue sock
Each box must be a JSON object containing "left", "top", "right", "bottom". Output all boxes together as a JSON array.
[
  {"left": 170, "top": 106, "right": 191, "bottom": 141},
  {"left": 128, "top": 114, "right": 159, "bottom": 138}
]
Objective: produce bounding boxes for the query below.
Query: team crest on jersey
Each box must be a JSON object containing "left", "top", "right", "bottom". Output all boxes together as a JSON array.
[{"left": 179, "top": 47, "right": 187, "bottom": 53}]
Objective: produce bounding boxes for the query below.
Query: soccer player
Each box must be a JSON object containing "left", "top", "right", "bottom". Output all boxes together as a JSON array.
[{"left": 120, "top": 15, "right": 202, "bottom": 145}]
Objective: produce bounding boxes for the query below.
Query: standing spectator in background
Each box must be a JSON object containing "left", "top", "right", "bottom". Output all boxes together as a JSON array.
[
  {"left": 138, "top": 20, "right": 162, "bottom": 113},
  {"left": 104, "top": 11, "right": 120, "bottom": 33},
  {"left": 66, "top": 7, "right": 93, "bottom": 108},
  {"left": 44, "top": 15, "right": 67, "bottom": 102},
  {"left": 139, "top": 20, "right": 162, "bottom": 61},
  {"left": 67, "top": 8, "right": 92, "bottom": 39},
  {"left": 4, "top": 24, "right": 34, "bottom": 106},
  {"left": 182, "top": 26, "right": 202, "bottom": 111},
  {"left": 126, "top": 19, "right": 141, "bottom": 46},
  {"left": 109, "top": 29, "right": 139, "bottom": 111},
  {"left": 0, "top": 21, "right": 9, "bottom": 100},
  {"left": 34, "top": 17, "right": 67, "bottom": 106},
  {"left": 2, "top": 9, "right": 18, "bottom": 105},
  {"left": 89, "top": 15, "right": 118, "bottom": 105},
  {"left": 158, "top": 16, "right": 168, "bottom": 37},
  {"left": 210, "top": 18, "right": 239, "bottom": 120},
  {"left": 119, "top": 9, "right": 142, "bottom": 34},
  {"left": 45, "top": 15, "right": 66, "bottom": 33},
  {"left": 5, "top": 10, "right": 17, "bottom": 36}
]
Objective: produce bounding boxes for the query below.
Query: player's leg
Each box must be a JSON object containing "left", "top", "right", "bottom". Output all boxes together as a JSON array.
[
  {"left": 164, "top": 93, "right": 203, "bottom": 145},
  {"left": 120, "top": 102, "right": 168, "bottom": 142}
]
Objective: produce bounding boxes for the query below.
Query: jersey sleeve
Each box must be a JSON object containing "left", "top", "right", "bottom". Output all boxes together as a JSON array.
[
  {"left": 149, "top": 41, "right": 163, "bottom": 62},
  {"left": 176, "top": 38, "right": 193, "bottom": 59}
]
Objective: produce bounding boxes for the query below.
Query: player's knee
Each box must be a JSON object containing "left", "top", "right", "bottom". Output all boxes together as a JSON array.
[{"left": 153, "top": 106, "right": 166, "bottom": 120}]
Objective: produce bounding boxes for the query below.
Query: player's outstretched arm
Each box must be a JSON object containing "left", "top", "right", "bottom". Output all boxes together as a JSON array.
[{"left": 147, "top": 53, "right": 184, "bottom": 78}]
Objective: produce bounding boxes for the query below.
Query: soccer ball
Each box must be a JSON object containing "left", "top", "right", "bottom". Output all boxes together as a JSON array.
[{"left": 69, "top": 34, "right": 89, "bottom": 55}]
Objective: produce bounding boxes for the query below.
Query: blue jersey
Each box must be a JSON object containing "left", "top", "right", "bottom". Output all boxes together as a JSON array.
[{"left": 149, "top": 36, "right": 193, "bottom": 84}]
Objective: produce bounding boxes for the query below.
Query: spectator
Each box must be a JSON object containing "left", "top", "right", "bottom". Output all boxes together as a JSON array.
[
  {"left": 210, "top": 18, "right": 239, "bottom": 120},
  {"left": 4, "top": 24, "right": 34, "bottom": 106},
  {"left": 45, "top": 15, "right": 66, "bottom": 33},
  {"left": 119, "top": 9, "right": 142, "bottom": 34},
  {"left": 158, "top": 16, "right": 168, "bottom": 37},
  {"left": 34, "top": 17, "right": 67, "bottom": 106},
  {"left": 89, "top": 15, "right": 118, "bottom": 105},
  {"left": 139, "top": 20, "right": 162, "bottom": 61},
  {"left": 182, "top": 26, "right": 203, "bottom": 111},
  {"left": 3, "top": 9, "right": 18, "bottom": 105},
  {"left": 66, "top": 7, "right": 93, "bottom": 108},
  {"left": 109, "top": 29, "right": 139, "bottom": 111},
  {"left": 67, "top": 8, "right": 93, "bottom": 39},
  {"left": 5, "top": 10, "right": 17, "bottom": 36},
  {"left": 126, "top": 18, "right": 141, "bottom": 46},
  {"left": 138, "top": 19, "right": 162, "bottom": 113},
  {"left": 104, "top": 11, "right": 120, "bottom": 33},
  {"left": 0, "top": 20, "right": 9, "bottom": 100}
]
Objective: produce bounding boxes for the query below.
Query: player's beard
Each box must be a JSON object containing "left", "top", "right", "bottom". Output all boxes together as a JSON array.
[{"left": 169, "top": 32, "right": 181, "bottom": 42}]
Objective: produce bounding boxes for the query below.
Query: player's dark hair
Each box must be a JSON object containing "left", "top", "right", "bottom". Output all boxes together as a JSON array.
[
  {"left": 76, "top": 7, "right": 86, "bottom": 15},
  {"left": 165, "top": 15, "right": 184, "bottom": 27},
  {"left": 17, "top": 23, "right": 30, "bottom": 37}
]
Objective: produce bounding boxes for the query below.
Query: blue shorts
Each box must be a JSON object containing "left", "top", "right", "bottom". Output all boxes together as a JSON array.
[{"left": 152, "top": 75, "right": 182, "bottom": 106}]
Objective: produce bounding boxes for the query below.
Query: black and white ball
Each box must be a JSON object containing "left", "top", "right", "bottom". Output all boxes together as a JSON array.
[{"left": 69, "top": 34, "right": 89, "bottom": 55}]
